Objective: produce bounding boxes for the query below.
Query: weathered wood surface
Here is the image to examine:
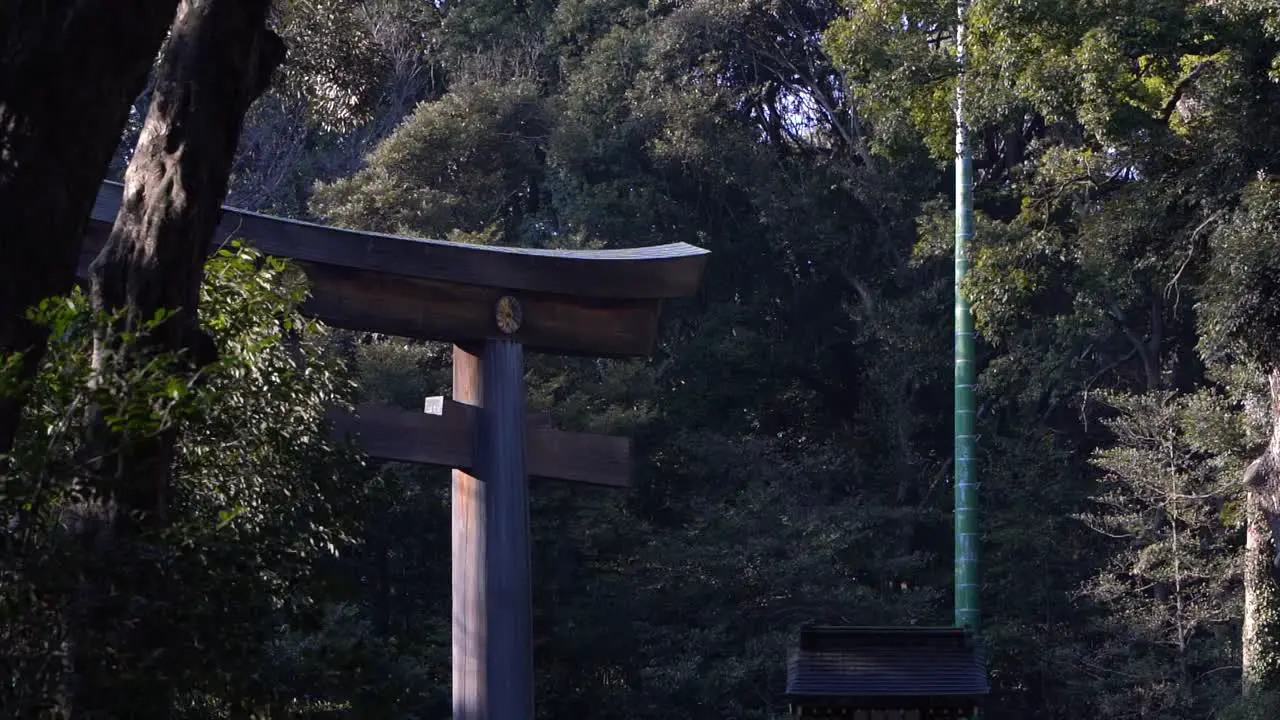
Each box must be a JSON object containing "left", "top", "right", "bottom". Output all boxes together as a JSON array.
[
  {"left": 297, "top": 262, "right": 660, "bottom": 357},
  {"left": 452, "top": 346, "right": 486, "bottom": 720},
  {"left": 83, "top": 181, "right": 708, "bottom": 356},
  {"left": 327, "top": 400, "right": 630, "bottom": 488},
  {"left": 478, "top": 338, "right": 533, "bottom": 720}
]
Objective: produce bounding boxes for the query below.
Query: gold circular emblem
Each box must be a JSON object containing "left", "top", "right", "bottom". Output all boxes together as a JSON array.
[{"left": 495, "top": 295, "right": 523, "bottom": 334}]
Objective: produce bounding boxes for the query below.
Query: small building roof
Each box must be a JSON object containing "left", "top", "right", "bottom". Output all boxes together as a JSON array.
[{"left": 786, "top": 626, "right": 989, "bottom": 711}]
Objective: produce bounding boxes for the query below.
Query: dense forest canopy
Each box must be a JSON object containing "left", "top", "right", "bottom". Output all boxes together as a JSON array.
[{"left": 1, "top": 0, "right": 1280, "bottom": 717}]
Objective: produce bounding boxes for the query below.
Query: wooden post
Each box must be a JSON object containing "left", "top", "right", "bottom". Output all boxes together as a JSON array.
[
  {"left": 480, "top": 337, "right": 532, "bottom": 718},
  {"left": 452, "top": 344, "right": 486, "bottom": 719},
  {"left": 454, "top": 338, "right": 533, "bottom": 720}
]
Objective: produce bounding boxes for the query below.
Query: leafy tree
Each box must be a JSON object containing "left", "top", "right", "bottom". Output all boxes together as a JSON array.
[
  {"left": 313, "top": 78, "right": 553, "bottom": 243},
  {"left": 1080, "top": 390, "right": 1245, "bottom": 717},
  {"left": 0, "top": 246, "right": 390, "bottom": 716}
]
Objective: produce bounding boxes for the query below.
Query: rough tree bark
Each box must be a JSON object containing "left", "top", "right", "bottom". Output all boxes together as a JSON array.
[
  {"left": 0, "top": 0, "right": 181, "bottom": 456},
  {"left": 1244, "top": 371, "right": 1280, "bottom": 569},
  {"left": 1243, "top": 368, "right": 1280, "bottom": 696},
  {"left": 1244, "top": 490, "right": 1280, "bottom": 695},
  {"left": 88, "top": 0, "right": 283, "bottom": 521},
  {"left": 67, "top": 1, "right": 285, "bottom": 716}
]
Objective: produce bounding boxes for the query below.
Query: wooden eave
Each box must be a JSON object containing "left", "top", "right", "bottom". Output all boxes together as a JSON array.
[
  {"left": 786, "top": 626, "right": 989, "bottom": 707},
  {"left": 83, "top": 181, "right": 710, "bottom": 357},
  {"left": 787, "top": 694, "right": 984, "bottom": 709}
]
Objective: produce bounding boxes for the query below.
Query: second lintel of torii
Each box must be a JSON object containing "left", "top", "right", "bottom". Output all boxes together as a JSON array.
[{"left": 328, "top": 396, "right": 630, "bottom": 488}]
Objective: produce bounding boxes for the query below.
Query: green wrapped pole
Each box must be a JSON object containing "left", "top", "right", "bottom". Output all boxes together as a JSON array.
[{"left": 954, "top": 0, "right": 979, "bottom": 634}]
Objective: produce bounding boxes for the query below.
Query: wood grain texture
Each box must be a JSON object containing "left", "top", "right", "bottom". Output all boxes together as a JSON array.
[
  {"left": 297, "top": 261, "right": 662, "bottom": 357},
  {"left": 452, "top": 346, "right": 486, "bottom": 720},
  {"left": 327, "top": 400, "right": 630, "bottom": 488},
  {"left": 479, "top": 338, "right": 533, "bottom": 720},
  {"left": 89, "top": 180, "right": 709, "bottom": 299}
]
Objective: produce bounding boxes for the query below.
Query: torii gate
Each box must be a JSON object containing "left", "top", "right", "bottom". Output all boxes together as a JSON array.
[{"left": 83, "top": 181, "right": 709, "bottom": 719}]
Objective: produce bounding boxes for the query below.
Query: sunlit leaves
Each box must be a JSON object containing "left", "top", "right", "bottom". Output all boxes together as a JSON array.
[
  {"left": 1198, "top": 181, "right": 1280, "bottom": 367},
  {"left": 1080, "top": 389, "right": 1245, "bottom": 719},
  {"left": 311, "top": 78, "right": 551, "bottom": 242},
  {"left": 823, "top": 0, "right": 954, "bottom": 157},
  {"left": 273, "top": 0, "right": 390, "bottom": 133}
]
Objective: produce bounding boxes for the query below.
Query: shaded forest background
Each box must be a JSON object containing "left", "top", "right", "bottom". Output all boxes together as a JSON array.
[{"left": 4, "top": 0, "right": 1280, "bottom": 717}]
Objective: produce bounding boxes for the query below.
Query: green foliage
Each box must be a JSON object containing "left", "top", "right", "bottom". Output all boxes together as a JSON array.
[
  {"left": 0, "top": 246, "right": 430, "bottom": 715},
  {"left": 312, "top": 78, "right": 552, "bottom": 242},
  {"left": 1, "top": 294, "right": 206, "bottom": 716},
  {"left": 823, "top": 0, "right": 955, "bottom": 158},
  {"left": 1200, "top": 180, "right": 1280, "bottom": 367},
  {"left": 272, "top": 0, "right": 390, "bottom": 132},
  {"left": 290, "top": 0, "right": 1280, "bottom": 715},
  {"left": 1220, "top": 691, "right": 1280, "bottom": 720},
  {"left": 1079, "top": 390, "right": 1245, "bottom": 718},
  {"left": 261, "top": 602, "right": 438, "bottom": 718}
]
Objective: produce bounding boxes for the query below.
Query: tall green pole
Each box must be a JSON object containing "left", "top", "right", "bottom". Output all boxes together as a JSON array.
[{"left": 954, "top": 0, "right": 979, "bottom": 634}]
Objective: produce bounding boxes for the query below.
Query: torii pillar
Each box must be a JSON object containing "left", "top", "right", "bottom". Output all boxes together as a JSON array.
[
  {"left": 442, "top": 287, "right": 659, "bottom": 720},
  {"left": 453, "top": 334, "right": 530, "bottom": 720}
]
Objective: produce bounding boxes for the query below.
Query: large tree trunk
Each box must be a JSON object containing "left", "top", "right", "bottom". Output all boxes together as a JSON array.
[
  {"left": 0, "top": 0, "right": 181, "bottom": 456},
  {"left": 1244, "top": 490, "right": 1280, "bottom": 695},
  {"left": 67, "top": 1, "right": 284, "bottom": 716},
  {"left": 88, "top": 0, "right": 283, "bottom": 520},
  {"left": 1243, "top": 368, "right": 1280, "bottom": 696}
]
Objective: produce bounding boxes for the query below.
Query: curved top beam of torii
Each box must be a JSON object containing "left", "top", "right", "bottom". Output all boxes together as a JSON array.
[{"left": 82, "top": 180, "right": 709, "bottom": 357}]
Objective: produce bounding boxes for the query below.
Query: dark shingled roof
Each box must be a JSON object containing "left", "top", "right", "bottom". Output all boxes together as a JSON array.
[{"left": 786, "top": 626, "right": 989, "bottom": 708}]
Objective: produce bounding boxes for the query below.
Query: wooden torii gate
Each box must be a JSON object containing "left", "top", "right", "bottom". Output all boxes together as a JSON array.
[{"left": 82, "top": 181, "right": 708, "bottom": 720}]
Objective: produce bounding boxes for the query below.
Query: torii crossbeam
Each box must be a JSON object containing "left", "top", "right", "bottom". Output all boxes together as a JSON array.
[{"left": 82, "top": 181, "right": 708, "bottom": 720}]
